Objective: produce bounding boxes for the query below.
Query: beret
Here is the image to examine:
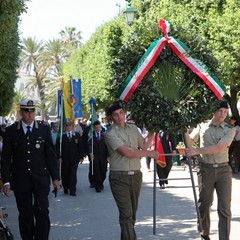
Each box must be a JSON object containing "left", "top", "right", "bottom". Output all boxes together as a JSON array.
[
  {"left": 106, "top": 101, "right": 124, "bottom": 116},
  {"left": 216, "top": 101, "right": 229, "bottom": 110}
]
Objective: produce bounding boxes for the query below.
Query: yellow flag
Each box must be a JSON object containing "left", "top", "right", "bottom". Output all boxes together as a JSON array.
[{"left": 62, "top": 79, "right": 74, "bottom": 119}]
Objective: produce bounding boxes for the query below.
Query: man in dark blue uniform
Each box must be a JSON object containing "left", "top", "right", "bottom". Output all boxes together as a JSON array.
[
  {"left": 1, "top": 99, "right": 60, "bottom": 240},
  {"left": 88, "top": 120, "right": 108, "bottom": 192},
  {"left": 56, "top": 118, "right": 83, "bottom": 196},
  {"left": 82, "top": 123, "right": 94, "bottom": 187}
]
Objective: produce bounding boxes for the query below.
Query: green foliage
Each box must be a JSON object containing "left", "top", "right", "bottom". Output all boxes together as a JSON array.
[
  {"left": 105, "top": 4, "right": 213, "bottom": 132},
  {"left": 161, "top": 0, "right": 240, "bottom": 117},
  {"left": 59, "top": 26, "right": 83, "bottom": 51},
  {"left": 58, "top": 0, "right": 240, "bottom": 122},
  {"left": 109, "top": 0, "right": 240, "bottom": 131},
  {"left": 0, "top": 0, "right": 28, "bottom": 115},
  {"left": 1, "top": 0, "right": 238, "bottom": 127},
  {"left": 152, "top": 61, "right": 189, "bottom": 102},
  {"left": 64, "top": 19, "right": 126, "bottom": 111}
]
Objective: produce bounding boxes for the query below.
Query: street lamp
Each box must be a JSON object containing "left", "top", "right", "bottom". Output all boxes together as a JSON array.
[
  {"left": 124, "top": 2, "right": 137, "bottom": 25},
  {"left": 116, "top": 3, "right": 121, "bottom": 14}
]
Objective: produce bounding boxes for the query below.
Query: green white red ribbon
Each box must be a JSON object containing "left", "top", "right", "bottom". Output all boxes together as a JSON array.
[
  {"left": 118, "top": 38, "right": 166, "bottom": 102},
  {"left": 117, "top": 19, "right": 226, "bottom": 102},
  {"left": 167, "top": 37, "right": 225, "bottom": 99},
  {"left": 159, "top": 19, "right": 171, "bottom": 36}
]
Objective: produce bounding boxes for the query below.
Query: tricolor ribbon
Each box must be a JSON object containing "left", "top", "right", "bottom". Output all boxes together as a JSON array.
[
  {"left": 118, "top": 38, "right": 167, "bottom": 102},
  {"left": 117, "top": 19, "right": 226, "bottom": 102}
]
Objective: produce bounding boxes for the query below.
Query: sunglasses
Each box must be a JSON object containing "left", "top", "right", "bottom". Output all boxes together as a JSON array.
[{"left": 65, "top": 124, "right": 71, "bottom": 126}]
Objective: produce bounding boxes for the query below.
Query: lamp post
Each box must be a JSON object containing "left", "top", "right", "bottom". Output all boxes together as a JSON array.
[
  {"left": 123, "top": 1, "right": 137, "bottom": 25},
  {"left": 116, "top": 3, "right": 121, "bottom": 14}
]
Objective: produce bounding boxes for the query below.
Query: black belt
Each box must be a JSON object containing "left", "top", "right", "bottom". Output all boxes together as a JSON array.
[
  {"left": 110, "top": 170, "right": 141, "bottom": 175},
  {"left": 200, "top": 162, "right": 229, "bottom": 168}
]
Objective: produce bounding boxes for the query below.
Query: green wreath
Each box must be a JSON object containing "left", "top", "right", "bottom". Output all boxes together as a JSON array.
[{"left": 125, "top": 47, "right": 219, "bottom": 133}]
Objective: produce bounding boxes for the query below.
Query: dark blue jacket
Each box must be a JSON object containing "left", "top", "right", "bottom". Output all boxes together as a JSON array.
[{"left": 1, "top": 120, "right": 60, "bottom": 192}]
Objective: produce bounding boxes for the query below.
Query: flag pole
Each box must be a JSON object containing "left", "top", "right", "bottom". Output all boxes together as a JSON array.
[
  {"left": 182, "top": 132, "right": 203, "bottom": 233},
  {"left": 91, "top": 101, "right": 94, "bottom": 175},
  {"left": 88, "top": 98, "right": 98, "bottom": 176},
  {"left": 59, "top": 90, "right": 64, "bottom": 188},
  {"left": 153, "top": 132, "right": 158, "bottom": 235}
]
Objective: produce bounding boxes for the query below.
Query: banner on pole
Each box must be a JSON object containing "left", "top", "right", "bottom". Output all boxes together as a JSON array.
[
  {"left": 73, "top": 79, "right": 83, "bottom": 118},
  {"left": 57, "top": 89, "right": 62, "bottom": 119},
  {"left": 88, "top": 98, "right": 98, "bottom": 141},
  {"left": 63, "top": 79, "right": 74, "bottom": 119}
]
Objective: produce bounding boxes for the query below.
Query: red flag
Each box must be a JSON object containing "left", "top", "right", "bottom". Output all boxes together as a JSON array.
[{"left": 152, "top": 133, "right": 166, "bottom": 168}]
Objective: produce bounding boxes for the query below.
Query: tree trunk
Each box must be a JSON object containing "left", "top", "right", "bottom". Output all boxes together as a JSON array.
[
  {"left": 225, "top": 87, "right": 240, "bottom": 125},
  {"left": 36, "top": 75, "right": 47, "bottom": 121}
]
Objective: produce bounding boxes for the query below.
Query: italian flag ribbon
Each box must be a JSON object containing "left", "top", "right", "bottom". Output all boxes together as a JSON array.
[
  {"left": 117, "top": 19, "right": 226, "bottom": 102},
  {"left": 118, "top": 38, "right": 167, "bottom": 102},
  {"left": 167, "top": 37, "right": 225, "bottom": 99}
]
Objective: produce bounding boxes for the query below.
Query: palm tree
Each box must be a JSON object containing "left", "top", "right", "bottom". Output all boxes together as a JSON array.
[
  {"left": 39, "top": 39, "right": 67, "bottom": 116},
  {"left": 20, "top": 37, "right": 47, "bottom": 119},
  {"left": 19, "top": 30, "right": 82, "bottom": 119},
  {"left": 59, "top": 26, "right": 82, "bottom": 43},
  {"left": 20, "top": 37, "right": 44, "bottom": 75},
  {"left": 7, "top": 90, "right": 28, "bottom": 122},
  {"left": 38, "top": 39, "right": 66, "bottom": 75},
  {"left": 59, "top": 26, "right": 82, "bottom": 55}
]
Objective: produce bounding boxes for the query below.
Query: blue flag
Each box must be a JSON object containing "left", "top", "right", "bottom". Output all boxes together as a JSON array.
[
  {"left": 73, "top": 78, "right": 83, "bottom": 118},
  {"left": 57, "top": 89, "right": 62, "bottom": 118}
]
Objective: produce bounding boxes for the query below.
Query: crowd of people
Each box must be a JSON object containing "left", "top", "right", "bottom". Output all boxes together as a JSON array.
[{"left": 0, "top": 99, "right": 239, "bottom": 240}]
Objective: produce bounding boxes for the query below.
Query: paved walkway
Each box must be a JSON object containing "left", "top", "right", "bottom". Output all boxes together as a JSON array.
[{"left": 1, "top": 159, "right": 239, "bottom": 240}]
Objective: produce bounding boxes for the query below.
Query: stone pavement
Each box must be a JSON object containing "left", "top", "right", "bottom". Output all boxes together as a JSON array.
[{"left": 1, "top": 159, "right": 239, "bottom": 240}]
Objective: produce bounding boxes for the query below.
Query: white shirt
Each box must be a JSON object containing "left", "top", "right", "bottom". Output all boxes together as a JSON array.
[
  {"left": 66, "top": 131, "right": 73, "bottom": 138},
  {"left": 22, "top": 121, "right": 34, "bottom": 134},
  {"left": 96, "top": 131, "right": 101, "bottom": 139}
]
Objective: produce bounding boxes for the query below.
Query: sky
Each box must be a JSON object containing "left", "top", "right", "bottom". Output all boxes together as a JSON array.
[{"left": 19, "top": 0, "right": 128, "bottom": 43}]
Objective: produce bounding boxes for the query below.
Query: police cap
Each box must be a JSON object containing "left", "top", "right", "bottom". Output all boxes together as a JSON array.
[{"left": 18, "top": 99, "right": 37, "bottom": 112}]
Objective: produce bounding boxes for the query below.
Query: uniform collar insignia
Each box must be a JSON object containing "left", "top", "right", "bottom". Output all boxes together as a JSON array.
[{"left": 17, "top": 120, "right": 39, "bottom": 130}]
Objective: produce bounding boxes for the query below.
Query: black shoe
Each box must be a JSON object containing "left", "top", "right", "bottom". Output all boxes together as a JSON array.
[
  {"left": 233, "top": 168, "right": 238, "bottom": 174},
  {"left": 160, "top": 183, "right": 165, "bottom": 189},
  {"left": 201, "top": 235, "right": 210, "bottom": 240},
  {"left": 64, "top": 189, "right": 68, "bottom": 194},
  {"left": 70, "top": 192, "right": 76, "bottom": 196},
  {"left": 95, "top": 188, "right": 102, "bottom": 193}
]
